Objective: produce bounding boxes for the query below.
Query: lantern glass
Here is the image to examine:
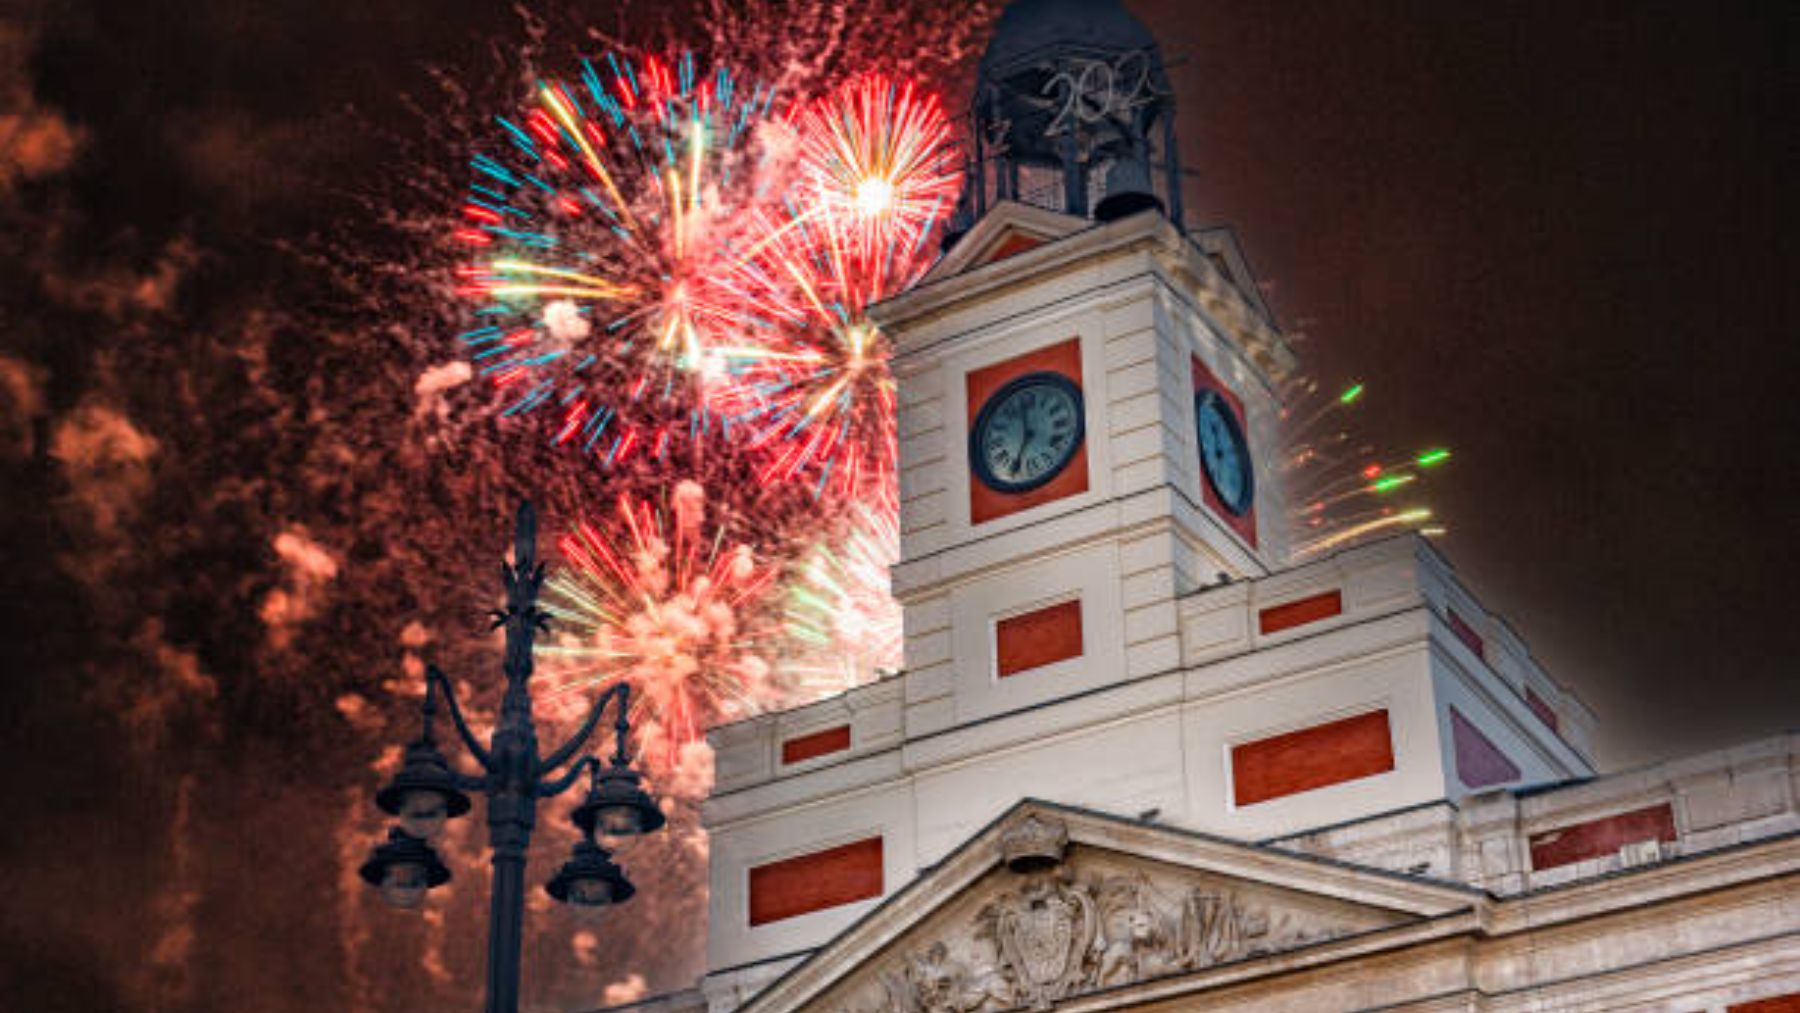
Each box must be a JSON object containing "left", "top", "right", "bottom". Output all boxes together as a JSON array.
[
  {"left": 597, "top": 802, "right": 643, "bottom": 838},
  {"left": 568, "top": 876, "right": 614, "bottom": 908},
  {"left": 398, "top": 788, "right": 449, "bottom": 841},
  {"left": 380, "top": 860, "right": 429, "bottom": 909}
]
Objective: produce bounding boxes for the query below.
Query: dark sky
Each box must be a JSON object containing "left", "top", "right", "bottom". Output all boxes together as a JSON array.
[
  {"left": 1145, "top": 0, "right": 1796, "bottom": 766},
  {"left": 0, "top": 1, "right": 1792, "bottom": 1011}
]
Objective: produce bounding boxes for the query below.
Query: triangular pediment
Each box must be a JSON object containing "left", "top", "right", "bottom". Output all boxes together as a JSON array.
[
  {"left": 741, "top": 802, "right": 1482, "bottom": 1013},
  {"left": 920, "top": 201, "right": 1092, "bottom": 286}
]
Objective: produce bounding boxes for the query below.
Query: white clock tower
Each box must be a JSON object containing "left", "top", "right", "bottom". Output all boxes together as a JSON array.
[{"left": 686, "top": 2, "right": 1599, "bottom": 1009}]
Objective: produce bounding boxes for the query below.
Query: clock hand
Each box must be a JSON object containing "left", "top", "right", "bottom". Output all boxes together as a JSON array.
[{"left": 1012, "top": 424, "right": 1032, "bottom": 477}]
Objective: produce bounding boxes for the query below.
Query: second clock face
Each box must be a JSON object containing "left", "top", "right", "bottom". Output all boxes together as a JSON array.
[
  {"left": 1195, "top": 388, "right": 1254, "bottom": 517},
  {"left": 970, "top": 372, "right": 1085, "bottom": 495}
]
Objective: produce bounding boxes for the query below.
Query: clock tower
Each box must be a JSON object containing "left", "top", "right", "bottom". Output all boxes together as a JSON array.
[
  {"left": 879, "top": 0, "right": 1295, "bottom": 738},
  {"left": 692, "top": 2, "right": 1594, "bottom": 1004},
  {"left": 878, "top": 175, "right": 1294, "bottom": 739}
]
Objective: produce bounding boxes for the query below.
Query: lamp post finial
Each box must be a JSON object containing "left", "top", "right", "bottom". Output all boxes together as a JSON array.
[{"left": 514, "top": 501, "right": 537, "bottom": 570}]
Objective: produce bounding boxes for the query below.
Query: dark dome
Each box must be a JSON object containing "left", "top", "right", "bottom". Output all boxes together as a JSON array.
[{"left": 978, "top": 0, "right": 1159, "bottom": 76}]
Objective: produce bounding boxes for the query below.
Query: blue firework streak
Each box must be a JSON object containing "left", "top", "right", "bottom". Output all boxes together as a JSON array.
[{"left": 452, "top": 52, "right": 785, "bottom": 467}]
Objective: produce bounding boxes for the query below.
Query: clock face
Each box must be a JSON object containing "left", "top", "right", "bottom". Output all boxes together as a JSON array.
[
  {"left": 1195, "top": 388, "right": 1254, "bottom": 517},
  {"left": 970, "top": 372, "right": 1085, "bottom": 494}
]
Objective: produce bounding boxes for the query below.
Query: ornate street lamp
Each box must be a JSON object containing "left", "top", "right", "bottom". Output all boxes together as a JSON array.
[{"left": 360, "top": 502, "right": 664, "bottom": 1013}]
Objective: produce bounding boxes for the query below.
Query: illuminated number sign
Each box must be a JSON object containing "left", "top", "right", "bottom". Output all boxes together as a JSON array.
[{"left": 1041, "top": 50, "right": 1156, "bottom": 137}]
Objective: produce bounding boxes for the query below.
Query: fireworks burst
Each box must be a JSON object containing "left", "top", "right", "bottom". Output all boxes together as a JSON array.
[
  {"left": 780, "top": 502, "right": 902, "bottom": 696},
  {"left": 451, "top": 58, "right": 958, "bottom": 509},
  {"left": 202, "top": 3, "right": 1009, "bottom": 1004},
  {"left": 794, "top": 74, "right": 961, "bottom": 265},
  {"left": 720, "top": 314, "right": 900, "bottom": 501},
  {"left": 1283, "top": 377, "right": 1451, "bottom": 559},
  {"left": 453, "top": 52, "right": 781, "bottom": 465},
  {"left": 541, "top": 480, "right": 781, "bottom": 772},
  {"left": 1293, "top": 506, "right": 1436, "bottom": 557},
  {"left": 449, "top": 56, "right": 961, "bottom": 765},
  {"left": 715, "top": 203, "right": 904, "bottom": 499},
  {"left": 716, "top": 74, "right": 958, "bottom": 499}
]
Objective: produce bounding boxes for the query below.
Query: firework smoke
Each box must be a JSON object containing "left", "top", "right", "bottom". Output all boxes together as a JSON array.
[{"left": 0, "top": 2, "right": 999, "bottom": 1010}]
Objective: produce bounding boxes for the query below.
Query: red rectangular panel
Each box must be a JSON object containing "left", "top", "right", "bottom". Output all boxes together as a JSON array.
[
  {"left": 967, "top": 338, "right": 1088, "bottom": 524},
  {"left": 1451, "top": 707, "right": 1521, "bottom": 789},
  {"left": 1525, "top": 687, "right": 1560, "bottom": 732},
  {"left": 781, "top": 725, "right": 851, "bottom": 765},
  {"left": 1232, "top": 710, "right": 1395, "bottom": 806},
  {"left": 1446, "top": 608, "right": 1486, "bottom": 659},
  {"left": 1731, "top": 995, "right": 1800, "bottom": 1013},
  {"left": 1258, "top": 590, "right": 1343, "bottom": 635},
  {"left": 748, "top": 837, "right": 883, "bottom": 926},
  {"left": 1528, "top": 803, "right": 1677, "bottom": 871},
  {"left": 996, "top": 599, "right": 1083, "bottom": 678}
]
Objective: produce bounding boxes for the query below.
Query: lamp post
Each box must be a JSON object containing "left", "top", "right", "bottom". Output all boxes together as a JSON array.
[{"left": 358, "top": 501, "right": 664, "bottom": 1013}]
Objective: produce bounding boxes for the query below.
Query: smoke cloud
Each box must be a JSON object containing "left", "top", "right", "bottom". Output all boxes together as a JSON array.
[
  {"left": 0, "top": 2, "right": 999, "bottom": 1011},
  {"left": 0, "top": 353, "right": 45, "bottom": 457},
  {"left": 51, "top": 400, "right": 160, "bottom": 542},
  {"left": 0, "top": 24, "right": 82, "bottom": 189},
  {"left": 260, "top": 526, "right": 341, "bottom": 650}
]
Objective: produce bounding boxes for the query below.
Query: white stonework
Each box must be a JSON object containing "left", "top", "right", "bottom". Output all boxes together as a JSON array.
[
  {"left": 597, "top": 752, "right": 1800, "bottom": 1013},
  {"left": 588, "top": 53, "right": 1793, "bottom": 1009},
  {"left": 699, "top": 531, "right": 1599, "bottom": 976}
]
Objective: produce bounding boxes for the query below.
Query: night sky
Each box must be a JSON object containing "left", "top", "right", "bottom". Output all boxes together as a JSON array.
[{"left": 0, "top": 1, "right": 1791, "bottom": 1011}]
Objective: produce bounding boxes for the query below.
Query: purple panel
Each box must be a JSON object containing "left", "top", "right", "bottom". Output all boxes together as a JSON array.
[{"left": 1451, "top": 706, "right": 1521, "bottom": 789}]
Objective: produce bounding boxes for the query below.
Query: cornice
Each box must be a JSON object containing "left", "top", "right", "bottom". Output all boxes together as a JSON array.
[{"left": 872, "top": 209, "right": 1295, "bottom": 380}]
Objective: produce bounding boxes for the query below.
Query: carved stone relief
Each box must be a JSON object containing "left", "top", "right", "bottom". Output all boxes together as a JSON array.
[{"left": 821, "top": 847, "right": 1407, "bottom": 1013}]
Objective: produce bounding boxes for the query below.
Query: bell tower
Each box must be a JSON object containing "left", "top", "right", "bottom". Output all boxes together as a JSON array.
[
  {"left": 878, "top": 0, "right": 1292, "bottom": 740},
  {"left": 953, "top": 0, "right": 1184, "bottom": 231}
]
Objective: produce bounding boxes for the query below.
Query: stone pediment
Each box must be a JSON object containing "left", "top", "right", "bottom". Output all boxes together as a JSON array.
[
  {"left": 822, "top": 845, "right": 1406, "bottom": 1012},
  {"left": 742, "top": 802, "right": 1481, "bottom": 1013},
  {"left": 919, "top": 201, "right": 1091, "bottom": 286}
]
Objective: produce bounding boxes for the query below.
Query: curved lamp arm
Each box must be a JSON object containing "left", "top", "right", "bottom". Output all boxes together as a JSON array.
[
  {"left": 427, "top": 664, "right": 493, "bottom": 771},
  {"left": 535, "top": 754, "right": 598, "bottom": 800},
  {"left": 540, "top": 682, "right": 631, "bottom": 773}
]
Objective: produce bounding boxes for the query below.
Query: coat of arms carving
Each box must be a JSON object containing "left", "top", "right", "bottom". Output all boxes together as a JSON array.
[
  {"left": 828, "top": 848, "right": 1400, "bottom": 1013},
  {"left": 981, "top": 875, "right": 1094, "bottom": 1008}
]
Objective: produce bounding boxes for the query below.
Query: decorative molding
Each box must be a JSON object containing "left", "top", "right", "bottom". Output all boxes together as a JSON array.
[
  {"left": 999, "top": 814, "right": 1069, "bottom": 873},
  {"left": 818, "top": 846, "right": 1405, "bottom": 1012},
  {"left": 733, "top": 801, "right": 1484, "bottom": 1013}
]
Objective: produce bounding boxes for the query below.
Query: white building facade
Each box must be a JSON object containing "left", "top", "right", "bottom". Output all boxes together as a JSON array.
[{"left": 593, "top": 2, "right": 1800, "bottom": 1010}]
